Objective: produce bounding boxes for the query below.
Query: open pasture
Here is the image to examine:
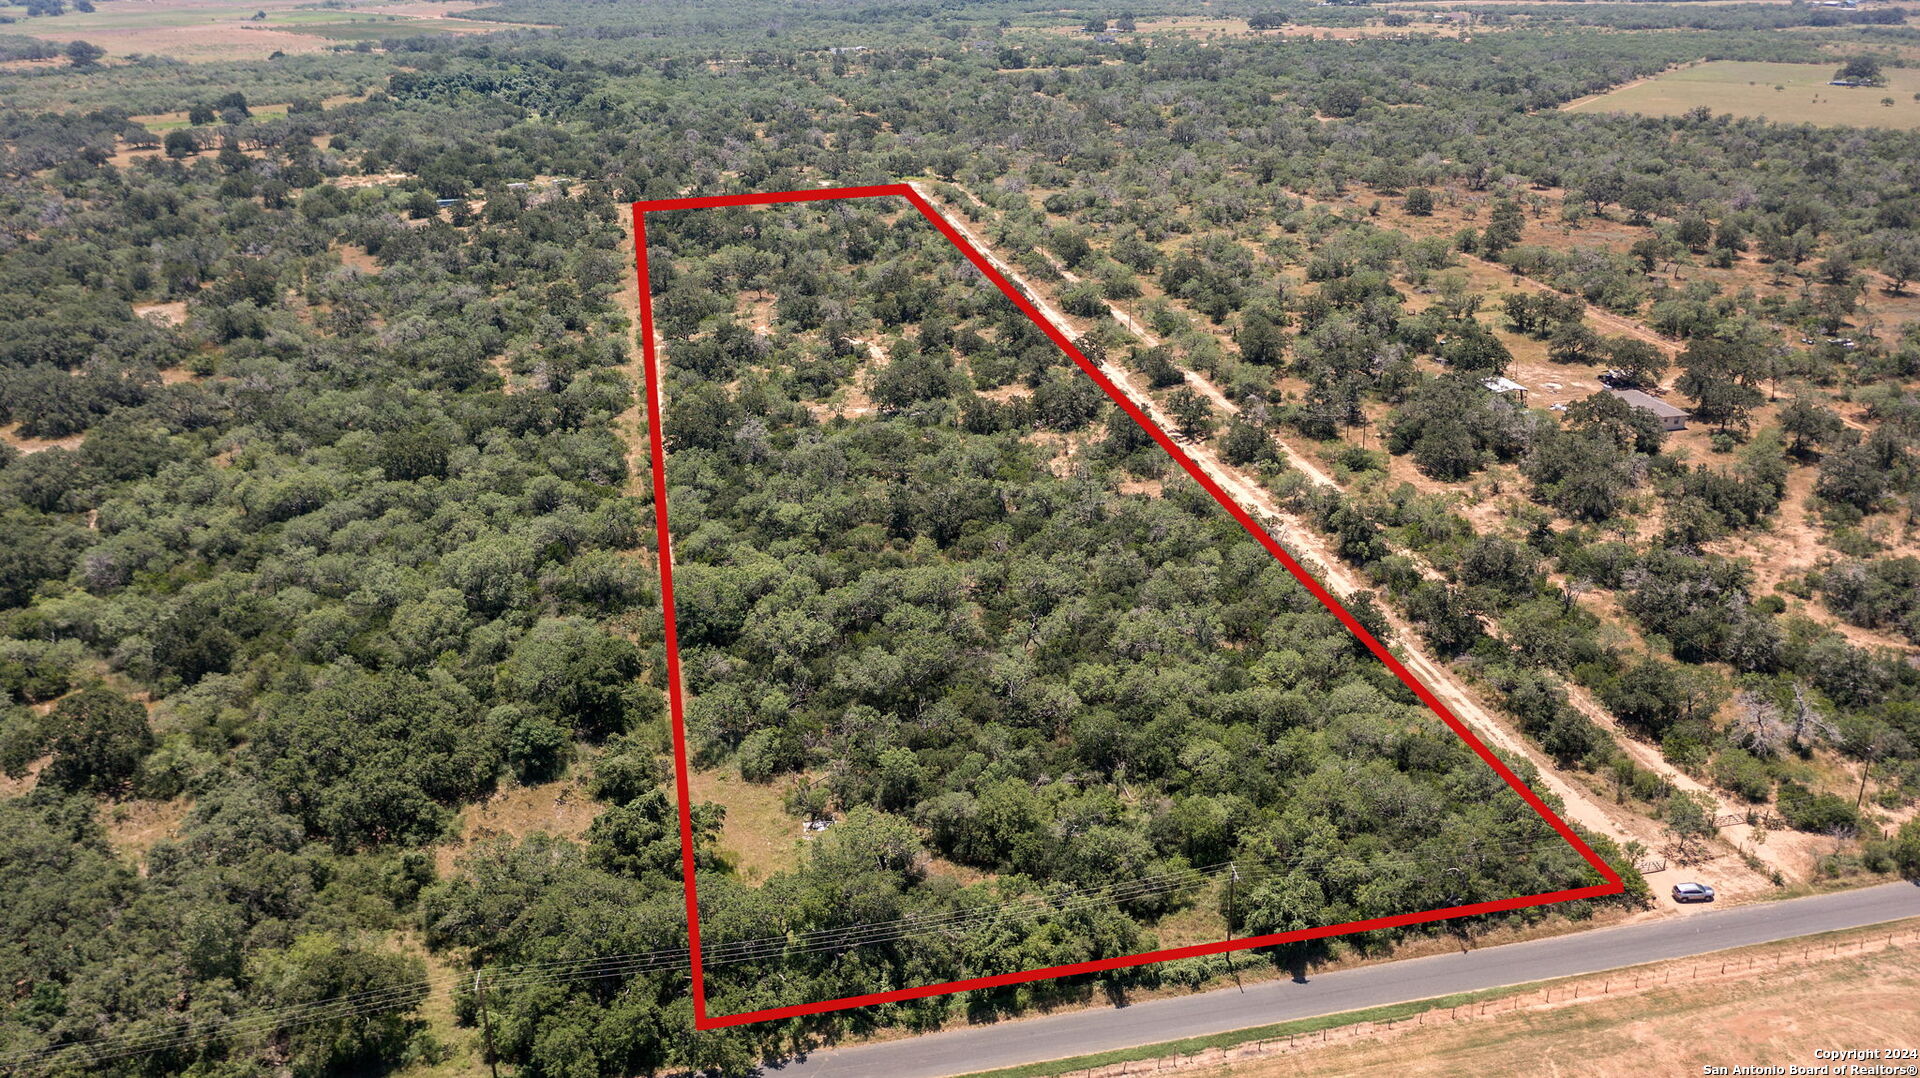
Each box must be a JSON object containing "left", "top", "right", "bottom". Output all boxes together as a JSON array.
[
  {"left": 0, "top": 0, "right": 497, "bottom": 61},
  {"left": 1564, "top": 59, "right": 1920, "bottom": 129}
]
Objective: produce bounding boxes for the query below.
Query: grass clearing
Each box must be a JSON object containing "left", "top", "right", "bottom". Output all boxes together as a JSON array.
[
  {"left": 1565, "top": 60, "right": 1920, "bottom": 129},
  {"left": 100, "top": 795, "right": 192, "bottom": 867},
  {"left": 0, "top": 0, "right": 501, "bottom": 61},
  {"left": 1147, "top": 881, "right": 1232, "bottom": 949},
  {"left": 432, "top": 775, "right": 594, "bottom": 876},
  {"left": 687, "top": 765, "right": 807, "bottom": 883}
]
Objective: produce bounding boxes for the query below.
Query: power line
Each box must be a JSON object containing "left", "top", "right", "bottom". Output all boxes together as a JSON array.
[
  {"left": 1, "top": 833, "right": 1596, "bottom": 1072},
  {"left": 4, "top": 834, "right": 1587, "bottom": 1069}
]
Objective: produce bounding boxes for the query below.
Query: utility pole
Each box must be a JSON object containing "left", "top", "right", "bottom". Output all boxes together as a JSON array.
[
  {"left": 474, "top": 971, "right": 499, "bottom": 1078},
  {"left": 1226, "top": 863, "right": 1244, "bottom": 993}
]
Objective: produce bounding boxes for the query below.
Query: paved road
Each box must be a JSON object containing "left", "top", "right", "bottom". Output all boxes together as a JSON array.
[{"left": 763, "top": 882, "right": 1920, "bottom": 1078}]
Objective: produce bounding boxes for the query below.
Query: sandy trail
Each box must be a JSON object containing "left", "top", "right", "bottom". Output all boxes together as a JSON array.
[
  {"left": 1465, "top": 252, "right": 1681, "bottom": 354},
  {"left": 617, "top": 220, "right": 655, "bottom": 498},
  {"left": 813, "top": 337, "right": 888, "bottom": 420},
  {"left": 919, "top": 182, "right": 1813, "bottom": 891},
  {"left": 911, "top": 181, "right": 1643, "bottom": 853}
]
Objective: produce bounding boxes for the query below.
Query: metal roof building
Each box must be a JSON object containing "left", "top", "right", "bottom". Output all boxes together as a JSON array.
[{"left": 1606, "top": 388, "right": 1690, "bottom": 431}]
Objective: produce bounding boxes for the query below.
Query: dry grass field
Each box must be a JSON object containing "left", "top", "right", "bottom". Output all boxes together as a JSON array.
[
  {"left": 687, "top": 765, "right": 810, "bottom": 882},
  {"left": 0, "top": 0, "right": 500, "bottom": 62},
  {"left": 1565, "top": 60, "right": 1920, "bottom": 129},
  {"left": 1030, "top": 15, "right": 1477, "bottom": 40},
  {"left": 431, "top": 775, "right": 595, "bottom": 875},
  {"left": 1002, "top": 918, "right": 1920, "bottom": 1078}
]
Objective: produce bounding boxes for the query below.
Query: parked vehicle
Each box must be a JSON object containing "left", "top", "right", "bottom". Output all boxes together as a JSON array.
[{"left": 1672, "top": 882, "right": 1715, "bottom": 903}]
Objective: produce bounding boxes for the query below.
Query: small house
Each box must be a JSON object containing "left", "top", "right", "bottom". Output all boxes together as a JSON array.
[{"left": 1607, "top": 388, "right": 1690, "bottom": 431}]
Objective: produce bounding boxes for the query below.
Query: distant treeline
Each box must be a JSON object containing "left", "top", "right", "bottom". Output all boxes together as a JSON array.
[{"left": 1393, "top": 2, "right": 1906, "bottom": 31}]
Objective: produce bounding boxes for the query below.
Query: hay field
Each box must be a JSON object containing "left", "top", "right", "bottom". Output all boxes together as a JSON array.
[
  {"left": 1565, "top": 60, "right": 1920, "bottom": 129},
  {"left": 0, "top": 0, "right": 498, "bottom": 61}
]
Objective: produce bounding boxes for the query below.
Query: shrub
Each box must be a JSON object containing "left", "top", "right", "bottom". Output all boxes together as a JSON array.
[
  {"left": 1777, "top": 780, "right": 1859, "bottom": 834},
  {"left": 1710, "top": 747, "right": 1774, "bottom": 802}
]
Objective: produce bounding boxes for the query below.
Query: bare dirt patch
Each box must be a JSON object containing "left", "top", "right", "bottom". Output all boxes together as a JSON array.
[
  {"left": 337, "top": 243, "right": 382, "bottom": 274},
  {"left": 101, "top": 796, "right": 193, "bottom": 869},
  {"left": 1025, "top": 428, "right": 1099, "bottom": 476},
  {"left": 107, "top": 145, "right": 165, "bottom": 169},
  {"left": 333, "top": 171, "right": 416, "bottom": 189},
  {"left": 0, "top": 756, "right": 48, "bottom": 799},
  {"left": 807, "top": 337, "right": 887, "bottom": 421},
  {"left": 0, "top": 423, "right": 84, "bottom": 455},
  {"left": 133, "top": 299, "right": 188, "bottom": 326},
  {"left": 979, "top": 382, "right": 1034, "bottom": 403},
  {"left": 926, "top": 855, "right": 997, "bottom": 887}
]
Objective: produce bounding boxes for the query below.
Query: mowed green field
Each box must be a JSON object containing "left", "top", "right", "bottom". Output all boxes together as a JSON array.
[{"left": 1565, "top": 60, "right": 1920, "bottom": 129}]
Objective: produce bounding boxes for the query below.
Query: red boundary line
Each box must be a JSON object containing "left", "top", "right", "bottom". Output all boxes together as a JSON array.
[{"left": 629, "top": 184, "right": 1626, "bottom": 1031}]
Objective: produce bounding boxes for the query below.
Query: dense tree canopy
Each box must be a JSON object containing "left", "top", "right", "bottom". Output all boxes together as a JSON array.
[{"left": 1, "top": 1, "right": 1913, "bottom": 1073}]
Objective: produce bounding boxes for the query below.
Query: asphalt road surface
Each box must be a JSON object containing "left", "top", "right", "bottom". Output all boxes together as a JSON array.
[{"left": 762, "top": 881, "right": 1920, "bottom": 1078}]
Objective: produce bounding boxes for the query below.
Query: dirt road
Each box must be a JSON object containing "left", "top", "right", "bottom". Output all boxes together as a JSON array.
[
  {"left": 910, "top": 181, "right": 1643, "bottom": 853},
  {"left": 1464, "top": 251, "right": 1681, "bottom": 354},
  {"left": 917, "top": 182, "right": 1813, "bottom": 891}
]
